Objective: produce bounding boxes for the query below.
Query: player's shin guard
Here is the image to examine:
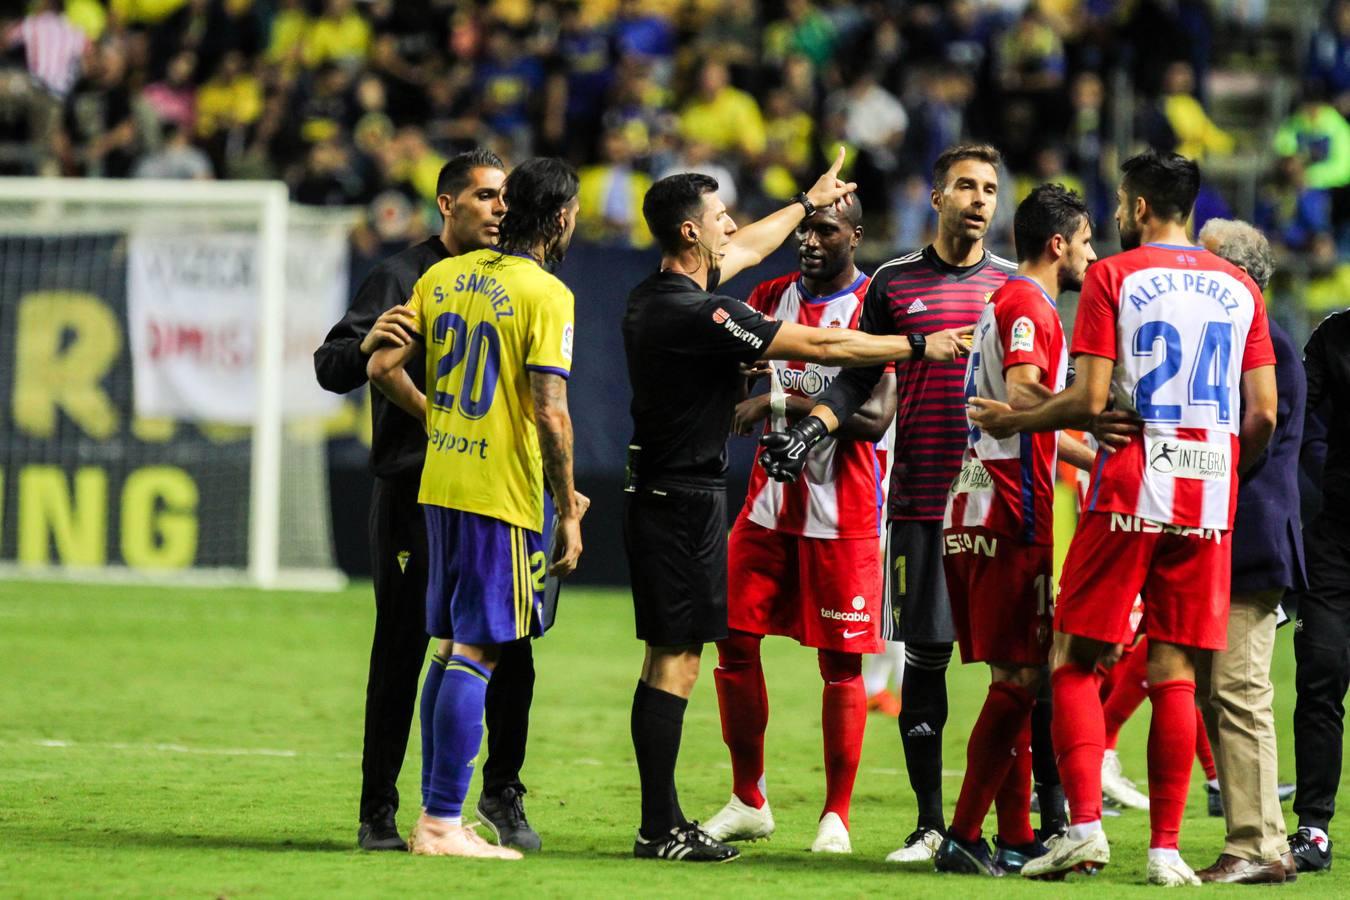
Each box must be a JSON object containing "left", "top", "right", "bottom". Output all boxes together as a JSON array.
[
  {"left": 632, "top": 681, "right": 690, "bottom": 840},
  {"left": 1050, "top": 664, "right": 1106, "bottom": 826},
  {"left": 949, "top": 681, "right": 1034, "bottom": 843},
  {"left": 419, "top": 654, "right": 449, "bottom": 808},
  {"left": 899, "top": 642, "right": 951, "bottom": 829},
  {"left": 714, "top": 631, "right": 768, "bottom": 808},
  {"left": 996, "top": 717, "right": 1037, "bottom": 846},
  {"left": 1102, "top": 642, "right": 1149, "bottom": 751},
  {"left": 425, "top": 655, "right": 490, "bottom": 820},
  {"left": 1147, "top": 680, "right": 1197, "bottom": 850},
  {"left": 819, "top": 650, "right": 866, "bottom": 828}
]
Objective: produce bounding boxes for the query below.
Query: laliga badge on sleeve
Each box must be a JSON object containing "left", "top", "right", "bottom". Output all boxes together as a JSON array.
[{"left": 1010, "top": 316, "right": 1036, "bottom": 353}]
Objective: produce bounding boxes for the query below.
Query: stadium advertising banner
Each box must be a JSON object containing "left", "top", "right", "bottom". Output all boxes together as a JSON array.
[
  {"left": 0, "top": 229, "right": 345, "bottom": 576},
  {"left": 127, "top": 230, "right": 346, "bottom": 423}
]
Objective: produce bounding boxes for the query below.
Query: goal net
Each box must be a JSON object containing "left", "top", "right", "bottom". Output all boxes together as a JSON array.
[{"left": 0, "top": 178, "right": 351, "bottom": 589}]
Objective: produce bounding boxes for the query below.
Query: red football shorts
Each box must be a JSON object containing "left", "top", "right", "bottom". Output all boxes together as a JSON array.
[
  {"left": 943, "top": 526, "right": 1053, "bottom": 666},
  {"left": 1056, "top": 511, "right": 1231, "bottom": 650},
  {"left": 726, "top": 515, "right": 883, "bottom": 653}
]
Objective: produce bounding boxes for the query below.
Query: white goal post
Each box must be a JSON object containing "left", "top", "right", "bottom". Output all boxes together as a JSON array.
[{"left": 0, "top": 177, "right": 352, "bottom": 590}]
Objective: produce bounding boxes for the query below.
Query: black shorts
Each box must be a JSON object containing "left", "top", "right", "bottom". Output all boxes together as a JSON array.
[
  {"left": 883, "top": 519, "right": 953, "bottom": 644},
  {"left": 624, "top": 483, "right": 727, "bottom": 646}
]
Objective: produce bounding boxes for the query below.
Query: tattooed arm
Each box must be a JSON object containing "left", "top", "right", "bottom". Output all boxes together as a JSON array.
[{"left": 530, "top": 370, "right": 583, "bottom": 576}]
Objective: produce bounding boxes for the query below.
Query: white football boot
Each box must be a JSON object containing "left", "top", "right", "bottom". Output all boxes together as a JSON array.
[
  {"left": 1021, "top": 829, "right": 1110, "bottom": 879},
  {"left": 703, "top": 795, "right": 775, "bottom": 842},
  {"left": 1147, "top": 854, "right": 1202, "bottom": 886},
  {"left": 885, "top": 826, "right": 944, "bottom": 863},
  {"left": 810, "top": 812, "right": 851, "bottom": 853}
]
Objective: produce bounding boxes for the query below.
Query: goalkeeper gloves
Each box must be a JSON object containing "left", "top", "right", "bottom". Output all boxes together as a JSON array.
[{"left": 758, "top": 414, "right": 829, "bottom": 483}]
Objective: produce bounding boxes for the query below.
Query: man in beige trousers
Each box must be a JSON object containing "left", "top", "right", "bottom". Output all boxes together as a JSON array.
[{"left": 1194, "top": 219, "right": 1306, "bottom": 885}]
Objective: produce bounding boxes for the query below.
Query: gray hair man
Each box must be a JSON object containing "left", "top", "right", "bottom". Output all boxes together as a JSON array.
[{"left": 1192, "top": 218, "right": 1306, "bottom": 884}]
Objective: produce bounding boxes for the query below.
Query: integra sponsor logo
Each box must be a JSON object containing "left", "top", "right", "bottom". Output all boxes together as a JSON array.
[
  {"left": 777, "top": 365, "right": 833, "bottom": 395},
  {"left": 712, "top": 306, "right": 765, "bottom": 349},
  {"left": 1147, "top": 438, "right": 1229, "bottom": 481},
  {"left": 1108, "top": 514, "right": 1221, "bottom": 540}
]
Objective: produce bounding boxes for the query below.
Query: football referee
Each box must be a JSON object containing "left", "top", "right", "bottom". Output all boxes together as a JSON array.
[
  {"left": 623, "top": 149, "right": 974, "bottom": 863},
  {"left": 313, "top": 149, "right": 541, "bottom": 852}
]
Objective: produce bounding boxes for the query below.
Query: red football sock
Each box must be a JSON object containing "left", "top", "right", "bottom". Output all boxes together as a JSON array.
[
  {"left": 1194, "top": 706, "right": 1217, "bottom": 781},
  {"left": 1103, "top": 639, "right": 1150, "bottom": 751},
  {"left": 1147, "top": 679, "right": 1197, "bottom": 850},
  {"left": 1051, "top": 664, "right": 1106, "bottom": 826},
  {"left": 714, "top": 631, "right": 768, "bottom": 808},
  {"left": 995, "top": 714, "right": 1037, "bottom": 846},
  {"left": 949, "top": 681, "right": 1035, "bottom": 843},
  {"left": 819, "top": 650, "right": 866, "bottom": 829}
]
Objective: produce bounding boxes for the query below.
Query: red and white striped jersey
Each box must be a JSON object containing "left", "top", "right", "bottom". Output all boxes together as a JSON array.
[
  {"left": 741, "top": 270, "right": 887, "bottom": 539},
  {"left": 945, "top": 276, "right": 1068, "bottom": 544},
  {"left": 1073, "top": 244, "right": 1277, "bottom": 531},
  {"left": 4, "top": 13, "right": 87, "bottom": 98}
]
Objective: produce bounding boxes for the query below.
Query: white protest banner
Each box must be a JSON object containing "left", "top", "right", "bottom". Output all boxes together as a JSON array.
[{"left": 127, "top": 228, "right": 347, "bottom": 423}]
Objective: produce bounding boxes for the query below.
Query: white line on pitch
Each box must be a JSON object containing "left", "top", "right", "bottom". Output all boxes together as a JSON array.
[{"left": 13, "top": 738, "right": 358, "bottom": 759}]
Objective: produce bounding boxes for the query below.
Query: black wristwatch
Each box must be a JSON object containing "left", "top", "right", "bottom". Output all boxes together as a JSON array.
[
  {"left": 908, "top": 332, "right": 927, "bottom": 361},
  {"left": 793, "top": 191, "right": 816, "bottom": 218}
]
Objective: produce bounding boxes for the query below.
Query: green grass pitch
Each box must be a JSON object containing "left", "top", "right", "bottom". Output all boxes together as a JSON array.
[{"left": 0, "top": 577, "right": 1343, "bottom": 897}]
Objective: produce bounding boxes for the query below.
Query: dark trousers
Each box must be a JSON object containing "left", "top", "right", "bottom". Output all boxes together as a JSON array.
[
  {"left": 1293, "top": 511, "right": 1350, "bottom": 833},
  {"left": 360, "top": 473, "right": 535, "bottom": 823}
]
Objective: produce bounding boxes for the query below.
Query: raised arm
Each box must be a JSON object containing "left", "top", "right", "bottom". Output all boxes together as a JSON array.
[
  {"left": 719, "top": 147, "right": 857, "bottom": 283},
  {"left": 530, "top": 370, "right": 582, "bottom": 577}
]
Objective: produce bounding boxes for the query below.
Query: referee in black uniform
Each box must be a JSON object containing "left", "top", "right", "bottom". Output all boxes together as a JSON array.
[
  {"left": 314, "top": 149, "right": 541, "bottom": 852},
  {"left": 623, "top": 149, "right": 975, "bottom": 862},
  {"left": 1290, "top": 308, "right": 1350, "bottom": 872}
]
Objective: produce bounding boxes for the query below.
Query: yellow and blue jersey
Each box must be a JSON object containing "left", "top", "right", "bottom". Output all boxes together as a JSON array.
[{"left": 407, "top": 249, "right": 574, "bottom": 532}]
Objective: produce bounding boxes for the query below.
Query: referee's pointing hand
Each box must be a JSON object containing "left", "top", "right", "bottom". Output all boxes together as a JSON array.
[{"left": 805, "top": 146, "right": 859, "bottom": 212}]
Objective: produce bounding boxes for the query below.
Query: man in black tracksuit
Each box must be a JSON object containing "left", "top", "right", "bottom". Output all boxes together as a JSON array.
[
  {"left": 1290, "top": 308, "right": 1350, "bottom": 873},
  {"left": 314, "top": 149, "right": 541, "bottom": 853}
]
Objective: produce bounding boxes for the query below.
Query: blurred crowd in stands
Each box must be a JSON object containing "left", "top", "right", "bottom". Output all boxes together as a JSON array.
[{"left": 4, "top": 0, "right": 1350, "bottom": 300}]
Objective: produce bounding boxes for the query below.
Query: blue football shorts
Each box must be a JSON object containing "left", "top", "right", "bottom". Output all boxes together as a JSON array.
[{"left": 423, "top": 505, "right": 546, "bottom": 645}]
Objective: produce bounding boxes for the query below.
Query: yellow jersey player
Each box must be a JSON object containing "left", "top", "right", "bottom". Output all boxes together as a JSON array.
[{"left": 367, "top": 157, "right": 586, "bottom": 860}]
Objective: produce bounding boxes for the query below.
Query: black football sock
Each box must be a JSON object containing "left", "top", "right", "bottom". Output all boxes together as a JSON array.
[
  {"left": 899, "top": 642, "right": 951, "bottom": 831},
  {"left": 1031, "top": 671, "right": 1066, "bottom": 837},
  {"left": 632, "top": 680, "right": 689, "bottom": 840}
]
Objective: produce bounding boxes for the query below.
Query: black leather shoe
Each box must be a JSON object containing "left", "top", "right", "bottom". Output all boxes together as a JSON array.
[{"left": 358, "top": 813, "right": 408, "bottom": 851}]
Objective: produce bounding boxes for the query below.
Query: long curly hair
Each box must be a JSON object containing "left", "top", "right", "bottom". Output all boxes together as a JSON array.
[{"left": 497, "top": 157, "right": 580, "bottom": 267}]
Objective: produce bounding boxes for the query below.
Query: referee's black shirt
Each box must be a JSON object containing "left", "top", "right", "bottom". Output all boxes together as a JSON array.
[
  {"left": 313, "top": 236, "right": 447, "bottom": 477},
  {"left": 1305, "top": 309, "right": 1350, "bottom": 510},
  {"left": 623, "top": 270, "right": 782, "bottom": 486}
]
